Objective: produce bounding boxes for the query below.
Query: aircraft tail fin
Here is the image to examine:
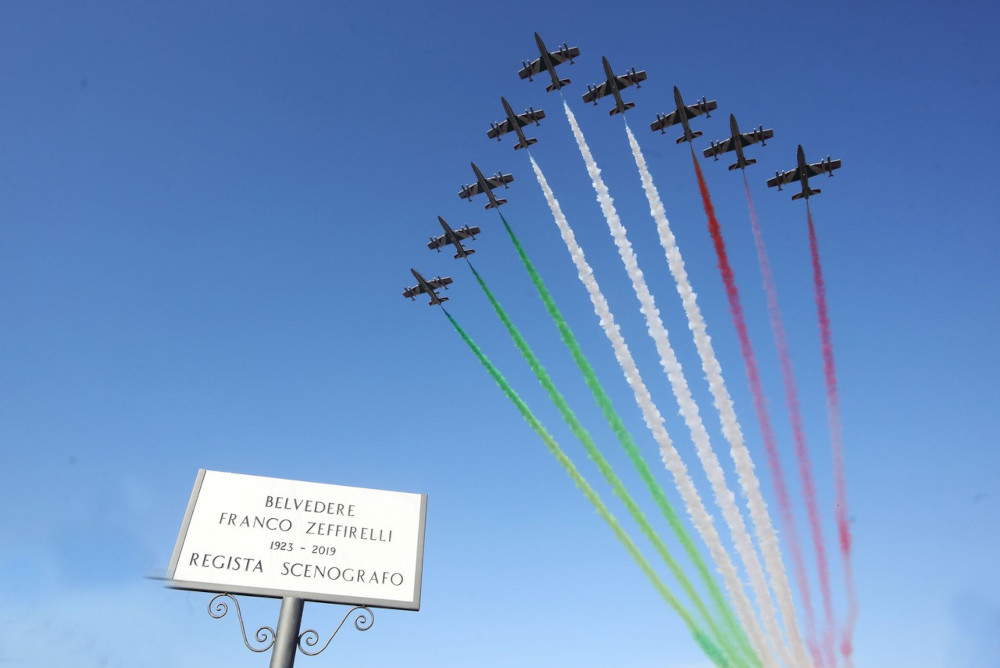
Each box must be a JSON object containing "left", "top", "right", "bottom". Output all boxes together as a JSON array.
[
  {"left": 485, "top": 199, "right": 508, "bottom": 209},
  {"left": 546, "top": 79, "right": 571, "bottom": 92},
  {"left": 454, "top": 248, "right": 476, "bottom": 259},
  {"left": 514, "top": 138, "right": 538, "bottom": 150},
  {"left": 792, "top": 188, "right": 820, "bottom": 201},
  {"left": 610, "top": 102, "right": 635, "bottom": 116},
  {"left": 729, "top": 158, "right": 756, "bottom": 171},
  {"left": 676, "top": 130, "right": 703, "bottom": 144},
  {"left": 431, "top": 296, "right": 450, "bottom": 306}
]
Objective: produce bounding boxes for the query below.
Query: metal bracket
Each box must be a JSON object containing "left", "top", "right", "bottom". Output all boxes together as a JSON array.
[
  {"left": 208, "top": 593, "right": 276, "bottom": 653},
  {"left": 298, "top": 606, "right": 375, "bottom": 656}
]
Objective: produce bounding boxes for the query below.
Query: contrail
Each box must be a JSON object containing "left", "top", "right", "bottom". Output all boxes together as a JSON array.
[
  {"left": 686, "top": 146, "right": 816, "bottom": 668},
  {"left": 466, "top": 261, "right": 741, "bottom": 665},
  {"left": 625, "top": 122, "right": 814, "bottom": 668},
  {"left": 806, "top": 204, "right": 858, "bottom": 666},
  {"left": 744, "top": 173, "right": 829, "bottom": 667},
  {"left": 527, "top": 153, "right": 762, "bottom": 668},
  {"left": 441, "top": 307, "right": 728, "bottom": 667},
  {"left": 561, "top": 99, "right": 782, "bottom": 667}
]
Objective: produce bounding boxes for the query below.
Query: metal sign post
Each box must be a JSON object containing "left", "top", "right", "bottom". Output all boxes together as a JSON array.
[
  {"left": 270, "top": 597, "right": 304, "bottom": 668},
  {"left": 207, "top": 592, "right": 375, "bottom": 666}
]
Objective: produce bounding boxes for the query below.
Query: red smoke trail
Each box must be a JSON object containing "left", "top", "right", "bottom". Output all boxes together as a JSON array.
[
  {"left": 690, "top": 148, "right": 823, "bottom": 665},
  {"left": 807, "top": 203, "right": 858, "bottom": 665},
  {"left": 744, "top": 173, "right": 836, "bottom": 667}
]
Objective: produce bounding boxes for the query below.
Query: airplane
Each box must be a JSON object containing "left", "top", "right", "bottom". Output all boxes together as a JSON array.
[
  {"left": 703, "top": 114, "right": 774, "bottom": 170},
  {"left": 518, "top": 32, "right": 580, "bottom": 92},
  {"left": 402, "top": 268, "right": 453, "bottom": 306},
  {"left": 458, "top": 162, "right": 514, "bottom": 209},
  {"left": 427, "top": 216, "right": 480, "bottom": 259},
  {"left": 487, "top": 97, "right": 546, "bottom": 150},
  {"left": 650, "top": 86, "right": 718, "bottom": 143},
  {"left": 581, "top": 57, "right": 647, "bottom": 115},
  {"left": 766, "top": 145, "right": 842, "bottom": 200}
]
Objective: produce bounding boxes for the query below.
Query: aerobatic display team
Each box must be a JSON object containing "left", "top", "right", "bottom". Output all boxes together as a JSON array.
[{"left": 402, "top": 32, "right": 852, "bottom": 668}]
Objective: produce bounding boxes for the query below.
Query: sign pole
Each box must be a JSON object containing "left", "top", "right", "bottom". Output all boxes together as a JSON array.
[{"left": 269, "top": 597, "right": 305, "bottom": 668}]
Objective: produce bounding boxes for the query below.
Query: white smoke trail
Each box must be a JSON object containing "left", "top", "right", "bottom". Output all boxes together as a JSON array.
[
  {"left": 624, "top": 123, "right": 812, "bottom": 668},
  {"left": 529, "top": 153, "right": 772, "bottom": 668}
]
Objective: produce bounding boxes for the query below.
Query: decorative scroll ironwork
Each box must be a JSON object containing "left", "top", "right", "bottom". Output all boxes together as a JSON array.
[
  {"left": 297, "top": 606, "right": 375, "bottom": 656},
  {"left": 207, "top": 593, "right": 276, "bottom": 653}
]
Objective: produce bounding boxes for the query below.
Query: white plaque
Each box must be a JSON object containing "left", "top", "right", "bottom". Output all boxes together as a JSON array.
[{"left": 167, "top": 470, "right": 427, "bottom": 610}]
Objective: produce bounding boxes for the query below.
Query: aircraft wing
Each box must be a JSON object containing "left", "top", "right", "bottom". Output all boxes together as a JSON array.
[
  {"left": 427, "top": 234, "right": 448, "bottom": 250},
  {"left": 517, "top": 46, "right": 581, "bottom": 80},
  {"left": 454, "top": 225, "right": 480, "bottom": 240},
  {"left": 519, "top": 109, "right": 546, "bottom": 125},
  {"left": 427, "top": 276, "right": 453, "bottom": 290},
  {"left": 685, "top": 99, "right": 718, "bottom": 118},
  {"left": 458, "top": 183, "right": 482, "bottom": 200},
  {"left": 402, "top": 284, "right": 426, "bottom": 299},
  {"left": 617, "top": 70, "right": 647, "bottom": 89},
  {"left": 742, "top": 128, "right": 774, "bottom": 146},
  {"left": 582, "top": 81, "right": 611, "bottom": 104},
  {"left": 486, "top": 119, "right": 515, "bottom": 139},
  {"left": 703, "top": 137, "right": 736, "bottom": 158},
  {"left": 650, "top": 110, "right": 682, "bottom": 132},
  {"left": 518, "top": 58, "right": 547, "bottom": 80},
  {"left": 766, "top": 168, "right": 802, "bottom": 188},
  {"left": 807, "top": 159, "right": 842, "bottom": 177},
  {"left": 485, "top": 173, "right": 514, "bottom": 189}
]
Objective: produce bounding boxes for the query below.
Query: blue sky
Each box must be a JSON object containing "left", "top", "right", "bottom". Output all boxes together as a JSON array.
[{"left": 1, "top": 1, "right": 998, "bottom": 666}]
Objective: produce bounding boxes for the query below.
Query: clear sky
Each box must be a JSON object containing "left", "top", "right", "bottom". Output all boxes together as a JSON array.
[{"left": 2, "top": 1, "right": 998, "bottom": 666}]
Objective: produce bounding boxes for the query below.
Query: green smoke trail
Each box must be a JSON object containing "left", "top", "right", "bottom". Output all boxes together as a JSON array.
[
  {"left": 442, "top": 307, "right": 728, "bottom": 667},
  {"left": 466, "top": 260, "right": 744, "bottom": 667},
  {"left": 493, "top": 211, "right": 757, "bottom": 666}
]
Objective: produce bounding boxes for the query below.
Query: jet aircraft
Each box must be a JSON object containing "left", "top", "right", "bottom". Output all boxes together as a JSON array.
[
  {"left": 703, "top": 114, "right": 774, "bottom": 170},
  {"left": 518, "top": 32, "right": 580, "bottom": 92},
  {"left": 767, "top": 145, "right": 842, "bottom": 200},
  {"left": 650, "top": 86, "right": 718, "bottom": 143},
  {"left": 487, "top": 97, "right": 545, "bottom": 150},
  {"left": 581, "top": 57, "right": 647, "bottom": 115},
  {"left": 458, "top": 162, "right": 514, "bottom": 209},
  {"left": 427, "top": 216, "right": 480, "bottom": 259},
  {"left": 402, "top": 268, "right": 453, "bottom": 306}
]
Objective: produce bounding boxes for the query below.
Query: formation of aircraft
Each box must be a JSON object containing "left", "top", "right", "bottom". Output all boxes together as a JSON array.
[
  {"left": 402, "top": 268, "right": 453, "bottom": 306},
  {"left": 428, "top": 216, "right": 480, "bottom": 259},
  {"left": 518, "top": 32, "right": 580, "bottom": 92},
  {"left": 650, "top": 86, "right": 717, "bottom": 143},
  {"left": 405, "top": 33, "right": 845, "bottom": 306},
  {"left": 458, "top": 162, "right": 514, "bottom": 209},
  {"left": 582, "top": 57, "right": 647, "bottom": 115},
  {"left": 703, "top": 114, "right": 774, "bottom": 170},
  {"left": 766, "top": 145, "right": 842, "bottom": 200},
  {"left": 487, "top": 97, "right": 545, "bottom": 150}
]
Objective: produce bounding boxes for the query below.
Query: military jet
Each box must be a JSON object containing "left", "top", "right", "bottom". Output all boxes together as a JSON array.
[
  {"left": 703, "top": 114, "right": 774, "bottom": 170},
  {"left": 487, "top": 97, "right": 545, "bottom": 150},
  {"left": 518, "top": 32, "right": 580, "bottom": 92},
  {"left": 402, "top": 268, "right": 453, "bottom": 306},
  {"left": 458, "top": 162, "right": 514, "bottom": 209},
  {"left": 767, "top": 145, "right": 842, "bottom": 200},
  {"left": 427, "top": 216, "right": 480, "bottom": 259},
  {"left": 582, "top": 57, "right": 647, "bottom": 115},
  {"left": 650, "top": 86, "right": 718, "bottom": 143}
]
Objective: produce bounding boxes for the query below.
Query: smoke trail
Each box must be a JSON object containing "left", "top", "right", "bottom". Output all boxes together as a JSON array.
[
  {"left": 743, "top": 174, "right": 830, "bottom": 667},
  {"left": 466, "top": 262, "right": 740, "bottom": 665},
  {"left": 687, "top": 147, "right": 817, "bottom": 667},
  {"left": 559, "top": 101, "right": 777, "bottom": 667},
  {"left": 625, "top": 125, "right": 812, "bottom": 668},
  {"left": 527, "top": 154, "right": 760, "bottom": 668},
  {"left": 806, "top": 204, "right": 858, "bottom": 665},
  {"left": 441, "top": 307, "right": 728, "bottom": 667}
]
